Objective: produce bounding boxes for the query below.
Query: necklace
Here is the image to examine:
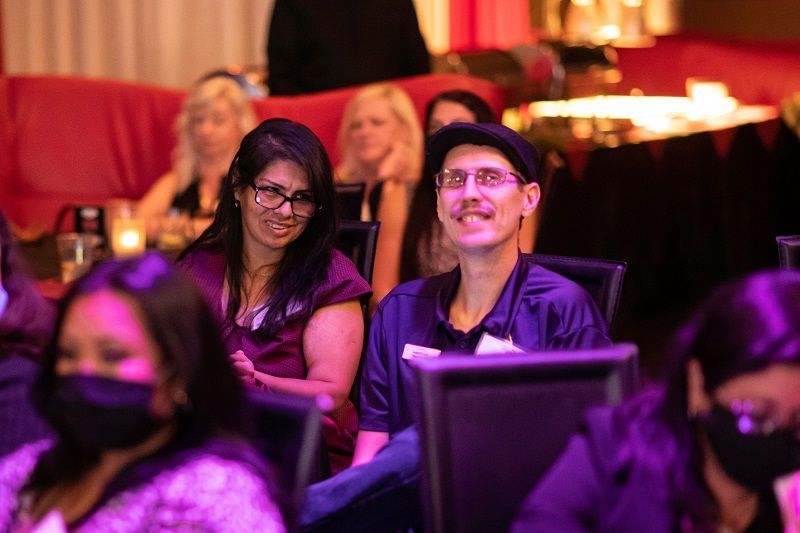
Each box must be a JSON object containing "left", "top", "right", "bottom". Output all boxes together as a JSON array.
[{"left": 244, "top": 264, "right": 274, "bottom": 282}]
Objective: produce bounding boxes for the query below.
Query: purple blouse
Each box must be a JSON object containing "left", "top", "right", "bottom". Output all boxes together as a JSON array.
[
  {"left": 0, "top": 440, "right": 284, "bottom": 532},
  {"left": 180, "top": 248, "right": 371, "bottom": 471}
]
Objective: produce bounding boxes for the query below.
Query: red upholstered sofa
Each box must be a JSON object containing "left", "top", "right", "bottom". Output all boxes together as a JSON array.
[
  {"left": 614, "top": 33, "right": 800, "bottom": 105},
  {"left": 0, "top": 73, "right": 504, "bottom": 230}
]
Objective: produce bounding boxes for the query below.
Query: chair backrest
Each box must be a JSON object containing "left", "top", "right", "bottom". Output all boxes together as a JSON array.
[
  {"left": 336, "top": 220, "right": 380, "bottom": 286},
  {"left": 526, "top": 253, "right": 627, "bottom": 334},
  {"left": 413, "top": 344, "right": 639, "bottom": 533},
  {"left": 245, "top": 389, "right": 325, "bottom": 532},
  {"left": 335, "top": 220, "right": 381, "bottom": 409},
  {"left": 776, "top": 235, "right": 800, "bottom": 268},
  {"left": 334, "top": 183, "right": 366, "bottom": 222},
  {"left": 53, "top": 203, "right": 106, "bottom": 235}
]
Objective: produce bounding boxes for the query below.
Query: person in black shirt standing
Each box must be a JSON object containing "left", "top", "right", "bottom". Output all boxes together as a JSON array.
[{"left": 266, "top": 0, "right": 430, "bottom": 95}]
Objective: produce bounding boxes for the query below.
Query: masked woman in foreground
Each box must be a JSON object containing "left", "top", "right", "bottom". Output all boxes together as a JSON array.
[
  {"left": 514, "top": 270, "right": 800, "bottom": 532},
  {"left": 0, "top": 253, "right": 284, "bottom": 532}
]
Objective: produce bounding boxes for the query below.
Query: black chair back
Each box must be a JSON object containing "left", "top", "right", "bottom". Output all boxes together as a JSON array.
[
  {"left": 776, "top": 235, "right": 800, "bottom": 268},
  {"left": 413, "top": 344, "right": 640, "bottom": 533},
  {"left": 527, "top": 253, "right": 626, "bottom": 334},
  {"left": 335, "top": 220, "right": 380, "bottom": 410},
  {"left": 334, "top": 183, "right": 366, "bottom": 221},
  {"left": 336, "top": 221, "right": 380, "bottom": 286},
  {"left": 246, "top": 389, "right": 326, "bottom": 532},
  {"left": 53, "top": 203, "right": 106, "bottom": 237}
]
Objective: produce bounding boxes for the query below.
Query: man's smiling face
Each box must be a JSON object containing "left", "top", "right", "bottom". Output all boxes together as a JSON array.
[{"left": 436, "top": 144, "right": 540, "bottom": 254}]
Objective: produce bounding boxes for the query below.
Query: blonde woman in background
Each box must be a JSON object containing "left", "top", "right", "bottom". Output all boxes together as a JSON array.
[
  {"left": 336, "top": 83, "right": 424, "bottom": 309},
  {"left": 137, "top": 75, "right": 257, "bottom": 241}
]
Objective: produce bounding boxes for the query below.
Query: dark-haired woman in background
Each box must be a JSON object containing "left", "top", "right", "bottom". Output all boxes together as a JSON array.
[
  {"left": 0, "top": 211, "right": 54, "bottom": 458},
  {"left": 0, "top": 252, "right": 284, "bottom": 531},
  {"left": 400, "top": 90, "right": 535, "bottom": 282},
  {"left": 513, "top": 270, "right": 800, "bottom": 532},
  {"left": 180, "top": 118, "right": 370, "bottom": 473}
]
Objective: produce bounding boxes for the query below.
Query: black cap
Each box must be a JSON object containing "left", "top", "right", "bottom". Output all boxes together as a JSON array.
[{"left": 427, "top": 122, "right": 540, "bottom": 184}]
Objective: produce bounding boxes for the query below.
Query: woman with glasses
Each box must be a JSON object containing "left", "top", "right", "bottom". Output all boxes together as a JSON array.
[
  {"left": 513, "top": 270, "right": 800, "bottom": 532},
  {"left": 180, "top": 118, "right": 371, "bottom": 474}
]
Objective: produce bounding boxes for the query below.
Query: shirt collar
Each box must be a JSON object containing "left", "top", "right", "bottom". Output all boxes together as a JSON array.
[{"left": 434, "top": 252, "right": 530, "bottom": 342}]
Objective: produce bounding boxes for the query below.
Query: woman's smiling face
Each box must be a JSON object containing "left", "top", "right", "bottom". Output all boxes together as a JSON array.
[
  {"left": 235, "top": 159, "right": 312, "bottom": 263},
  {"left": 348, "top": 98, "right": 403, "bottom": 167}
]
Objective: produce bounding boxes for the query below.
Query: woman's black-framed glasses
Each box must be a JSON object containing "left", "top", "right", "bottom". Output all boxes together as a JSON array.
[{"left": 249, "top": 183, "right": 320, "bottom": 218}]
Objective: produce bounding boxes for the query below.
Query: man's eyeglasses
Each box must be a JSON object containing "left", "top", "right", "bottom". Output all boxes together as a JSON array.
[
  {"left": 434, "top": 167, "right": 523, "bottom": 189},
  {"left": 724, "top": 398, "right": 800, "bottom": 439},
  {"left": 249, "top": 184, "right": 320, "bottom": 218}
]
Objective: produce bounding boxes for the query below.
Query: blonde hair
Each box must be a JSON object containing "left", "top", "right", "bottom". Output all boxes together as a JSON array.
[
  {"left": 336, "top": 83, "right": 423, "bottom": 184},
  {"left": 173, "top": 76, "right": 257, "bottom": 192}
]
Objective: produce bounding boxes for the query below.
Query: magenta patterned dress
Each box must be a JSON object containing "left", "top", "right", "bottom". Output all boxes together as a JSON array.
[
  {"left": 0, "top": 440, "right": 284, "bottom": 532},
  {"left": 180, "top": 248, "right": 371, "bottom": 473}
]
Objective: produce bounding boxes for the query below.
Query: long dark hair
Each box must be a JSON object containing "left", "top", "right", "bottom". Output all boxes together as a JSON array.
[
  {"left": 400, "top": 91, "right": 496, "bottom": 281},
  {"left": 181, "top": 118, "right": 337, "bottom": 339},
  {"left": 617, "top": 270, "right": 800, "bottom": 528},
  {"left": 25, "top": 252, "right": 249, "bottom": 497},
  {"left": 0, "top": 211, "right": 54, "bottom": 359}
]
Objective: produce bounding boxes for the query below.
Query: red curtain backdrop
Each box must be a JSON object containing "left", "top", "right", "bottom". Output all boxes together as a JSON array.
[{"left": 449, "top": 0, "right": 531, "bottom": 52}]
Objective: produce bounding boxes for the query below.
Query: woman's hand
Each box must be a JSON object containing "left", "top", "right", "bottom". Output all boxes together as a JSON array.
[
  {"left": 226, "top": 303, "right": 363, "bottom": 408},
  {"left": 229, "top": 350, "right": 256, "bottom": 387}
]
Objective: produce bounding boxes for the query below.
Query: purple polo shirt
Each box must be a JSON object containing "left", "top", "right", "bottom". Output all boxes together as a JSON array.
[{"left": 359, "top": 253, "right": 612, "bottom": 435}]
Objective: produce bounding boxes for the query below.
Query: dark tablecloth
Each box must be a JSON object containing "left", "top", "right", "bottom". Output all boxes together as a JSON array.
[{"left": 534, "top": 119, "right": 800, "bottom": 371}]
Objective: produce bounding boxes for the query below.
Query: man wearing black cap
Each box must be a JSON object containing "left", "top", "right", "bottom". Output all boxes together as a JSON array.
[
  {"left": 354, "top": 122, "right": 612, "bottom": 463},
  {"left": 300, "top": 123, "right": 610, "bottom": 530}
]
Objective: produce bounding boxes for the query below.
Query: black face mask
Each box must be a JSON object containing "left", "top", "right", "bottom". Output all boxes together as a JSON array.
[
  {"left": 701, "top": 404, "right": 800, "bottom": 492},
  {"left": 49, "top": 375, "right": 165, "bottom": 451}
]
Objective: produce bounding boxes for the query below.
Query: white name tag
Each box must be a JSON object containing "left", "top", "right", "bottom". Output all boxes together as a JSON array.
[
  {"left": 401, "top": 343, "right": 442, "bottom": 360},
  {"left": 474, "top": 332, "right": 524, "bottom": 355}
]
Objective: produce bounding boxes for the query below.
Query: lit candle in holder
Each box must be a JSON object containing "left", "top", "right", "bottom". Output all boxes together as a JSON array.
[{"left": 111, "top": 217, "right": 146, "bottom": 256}]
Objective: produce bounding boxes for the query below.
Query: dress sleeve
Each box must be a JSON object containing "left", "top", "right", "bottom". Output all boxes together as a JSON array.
[
  {"left": 316, "top": 251, "right": 372, "bottom": 309},
  {"left": 149, "top": 456, "right": 285, "bottom": 532}
]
